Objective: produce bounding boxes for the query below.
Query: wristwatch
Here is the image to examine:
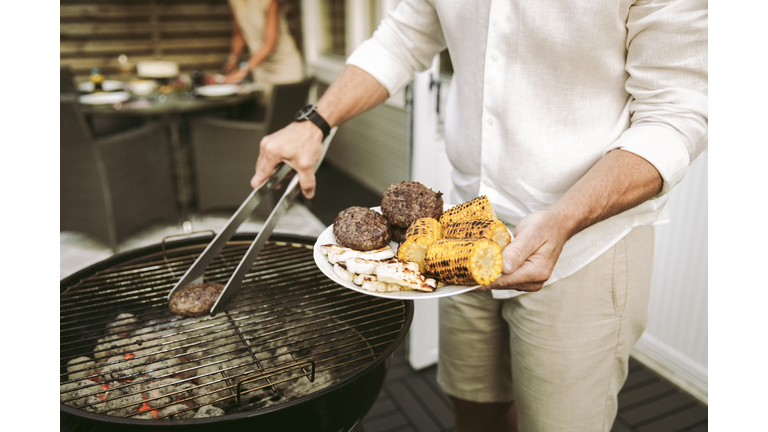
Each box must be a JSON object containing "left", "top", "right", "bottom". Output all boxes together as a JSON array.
[{"left": 294, "top": 104, "right": 331, "bottom": 140}]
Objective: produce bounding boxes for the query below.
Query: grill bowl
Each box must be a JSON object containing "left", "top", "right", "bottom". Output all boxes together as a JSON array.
[{"left": 60, "top": 233, "right": 413, "bottom": 431}]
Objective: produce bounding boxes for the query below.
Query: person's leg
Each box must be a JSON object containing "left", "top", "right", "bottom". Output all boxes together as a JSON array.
[
  {"left": 503, "top": 225, "right": 654, "bottom": 432},
  {"left": 437, "top": 291, "right": 515, "bottom": 432},
  {"left": 449, "top": 397, "right": 518, "bottom": 432}
]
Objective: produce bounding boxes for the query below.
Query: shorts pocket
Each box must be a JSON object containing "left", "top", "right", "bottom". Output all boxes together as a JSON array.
[{"left": 612, "top": 235, "right": 629, "bottom": 316}]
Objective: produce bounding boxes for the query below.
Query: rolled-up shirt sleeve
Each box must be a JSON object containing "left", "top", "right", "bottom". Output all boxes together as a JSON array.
[
  {"left": 605, "top": 0, "right": 708, "bottom": 197},
  {"left": 346, "top": 0, "right": 447, "bottom": 96}
]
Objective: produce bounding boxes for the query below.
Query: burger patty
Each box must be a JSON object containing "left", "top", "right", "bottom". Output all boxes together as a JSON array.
[
  {"left": 168, "top": 282, "right": 224, "bottom": 317},
  {"left": 381, "top": 181, "right": 444, "bottom": 229},
  {"left": 390, "top": 225, "right": 408, "bottom": 243},
  {"left": 333, "top": 206, "right": 392, "bottom": 251}
]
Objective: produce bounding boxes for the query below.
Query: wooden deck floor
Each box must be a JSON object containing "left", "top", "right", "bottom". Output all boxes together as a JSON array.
[{"left": 360, "top": 341, "right": 708, "bottom": 432}]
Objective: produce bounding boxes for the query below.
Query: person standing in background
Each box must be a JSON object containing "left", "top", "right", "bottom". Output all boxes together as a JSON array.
[{"left": 224, "top": 0, "right": 305, "bottom": 101}]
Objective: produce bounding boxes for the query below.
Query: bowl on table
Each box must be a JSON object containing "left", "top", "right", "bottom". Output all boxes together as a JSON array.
[
  {"left": 128, "top": 80, "right": 157, "bottom": 97},
  {"left": 77, "top": 80, "right": 125, "bottom": 93}
]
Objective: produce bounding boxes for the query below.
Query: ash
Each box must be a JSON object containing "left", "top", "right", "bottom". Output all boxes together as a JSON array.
[{"left": 61, "top": 310, "right": 373, "bottom": 419}]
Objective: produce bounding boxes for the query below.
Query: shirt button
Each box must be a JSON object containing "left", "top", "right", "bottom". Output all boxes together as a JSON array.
[
  {"left": 484, "top": 179, "right": 494, "bottom": 188},
  {"left": 490, "top": 53, "right": 499, "bottom": 62},
  {"left": 487, "top": 117, "right": 494, "bottom": 126}
]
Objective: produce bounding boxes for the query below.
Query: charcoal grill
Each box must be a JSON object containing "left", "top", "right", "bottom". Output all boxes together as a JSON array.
[{"left": 60, "top": 232, "right": 413, "bottom": 432}]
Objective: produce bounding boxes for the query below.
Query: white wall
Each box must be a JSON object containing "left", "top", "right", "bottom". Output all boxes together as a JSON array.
[
  {"left": 632, "top": 151, "right": 708, "bottom": 404},
  {"left": 407, "top": 63, "right": 452, "bottom": 370}
]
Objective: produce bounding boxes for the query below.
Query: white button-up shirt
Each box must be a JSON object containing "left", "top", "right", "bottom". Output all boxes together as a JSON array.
[{"left": 347, "top": 0, "right": 708, "bottom": 298}]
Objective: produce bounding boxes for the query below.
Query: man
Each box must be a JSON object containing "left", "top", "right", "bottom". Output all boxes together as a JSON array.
[{"left": 251, "top": 1, "right": 708, "bottom": 430}]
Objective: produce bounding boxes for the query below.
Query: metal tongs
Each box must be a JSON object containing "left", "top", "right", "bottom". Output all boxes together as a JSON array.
[{"left": 168, "top": 128, "right": 337, "bottom": 316}]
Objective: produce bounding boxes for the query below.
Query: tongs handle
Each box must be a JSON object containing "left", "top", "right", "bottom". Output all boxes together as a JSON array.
[
  {"left": 167, "top": 127, "right": 337, "bottom": 316},
  {"left": 167, "top": 163, "right": 293, "bottom": 300},
  {"left": 210, "top": 171, "right": 301, "bottom": 315}
]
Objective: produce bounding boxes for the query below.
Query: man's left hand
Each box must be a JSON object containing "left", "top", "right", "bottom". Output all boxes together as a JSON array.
[{"left": 474, "top": 210, "right": 569, "bottom": 293}]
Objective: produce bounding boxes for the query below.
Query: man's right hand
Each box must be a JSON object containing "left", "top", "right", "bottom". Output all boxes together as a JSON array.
[
  {"left": 251, "top": 121, "right": 325, "bottom": 199},
  {"left": 250, "top": 65, "right": 391, "bottom": 199}
]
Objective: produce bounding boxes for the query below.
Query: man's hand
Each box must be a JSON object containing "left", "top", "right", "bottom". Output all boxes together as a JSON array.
[
  {"left": 248, "top": 65, "right": 390, "bottom": 199},
  {"left": 474, "top": 149, "right": 663, "bottom": 293},
  {"left": 475, "top": 210, "right": 568, "bottom": 293},
  {"left": 251, "top": 121, "right": 325, "bottom": 199}
]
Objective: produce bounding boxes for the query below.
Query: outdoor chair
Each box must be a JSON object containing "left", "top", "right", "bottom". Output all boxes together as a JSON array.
[
  {"left": 61, "top": 66, "right": 78, "bottom": 94},
  {"left": 60, "top": 97, "right": 179, "bottom": 251},
  {"left": 189, "top": 78, "right": 314, "bottom": 214}
]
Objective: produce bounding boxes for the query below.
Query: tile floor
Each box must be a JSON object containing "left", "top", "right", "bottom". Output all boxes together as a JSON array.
[{"left": 60, "top": 202, "right": 327, "bottom": 279}]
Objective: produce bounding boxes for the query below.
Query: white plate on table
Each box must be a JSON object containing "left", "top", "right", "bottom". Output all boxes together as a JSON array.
[
  {"left": 78, "top": 80, "right": 125, "bottom": 93},
  {"left": 196, "top": 84, "right": 241, "bottom": 97},
  {"left": 79, "top": 92, "right": 131, "bottom": 105},
  {"left": 312, "top": 205, "right": 481, "bottom": 300}
]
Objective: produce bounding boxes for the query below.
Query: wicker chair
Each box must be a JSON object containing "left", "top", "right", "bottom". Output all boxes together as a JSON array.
[
  {"left": 61, "top": 66, "right": 78, "bottom": 94},
  {"left": 60, "top": 98, "right": 179, "bottom": 251},
  {"left": 190, "top": 78, "right": 313, "bottom": 213}
]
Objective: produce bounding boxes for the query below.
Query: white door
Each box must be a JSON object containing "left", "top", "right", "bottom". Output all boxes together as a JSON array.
[{"left": 407, "top": 54, "right": 454, "bottom": 370}]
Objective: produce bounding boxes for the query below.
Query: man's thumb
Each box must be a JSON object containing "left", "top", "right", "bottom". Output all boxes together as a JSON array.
[{"left": 501, "top": 237, "right": 530, "bottom": 274}]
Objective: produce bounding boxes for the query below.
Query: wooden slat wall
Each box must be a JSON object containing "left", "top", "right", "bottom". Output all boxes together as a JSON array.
[{"left": 60, "top": 0, "right": 303, "bottom": 83}]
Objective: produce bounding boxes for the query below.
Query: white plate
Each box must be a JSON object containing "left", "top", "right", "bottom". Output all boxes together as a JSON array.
[
  {"left": 78, "top": 80, "right": 125, "bottom": 93},
  {"left": 196, "top": 84, "right": 241, "bottom": 97},
  {"left": 312, "top": 205, "right": 482, "bottom": 300},
  {"left": 79, "top": 92, "right": 131, "bottom": 105}
]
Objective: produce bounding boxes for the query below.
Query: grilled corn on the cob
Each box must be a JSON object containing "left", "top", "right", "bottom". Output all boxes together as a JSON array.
[
  {"left": 424, "top": 238, "right": 502, "bottom": 285},
  {"left": 439, "top": 195, "right": 497, "bottom": 227},
  {"left": 444, "top": 219, "right": 511, "bottom": 249},
  {"left": 404, "top": 217, "right": 443, "bottom": 241},
  {"left": 397, "top": 217, "right": 443, "bottom": 273}
]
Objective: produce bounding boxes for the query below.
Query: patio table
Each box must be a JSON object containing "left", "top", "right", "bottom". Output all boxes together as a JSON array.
[{"left": 79, "top": 87, "right": 262, "bottom": 230}]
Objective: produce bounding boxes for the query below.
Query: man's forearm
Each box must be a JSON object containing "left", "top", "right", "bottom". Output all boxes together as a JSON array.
[
  {"left": 550, "top": 149, "right": 663, "bottom": 241},
  {"left": 315, "top": 65, "right": 390, "bottom": 128}
]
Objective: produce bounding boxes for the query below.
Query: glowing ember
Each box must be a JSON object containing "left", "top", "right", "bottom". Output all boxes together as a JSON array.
[
  {"left": 138, "top": 402, "right": 158, "bottom": 418},
  {"left": 123, "top": 353, "right": 136, "bottom": 360}
]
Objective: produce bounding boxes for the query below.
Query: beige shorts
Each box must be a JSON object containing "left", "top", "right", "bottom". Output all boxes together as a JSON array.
[{"left": 437, "top": 225, "right": 654, "bottom": 432}]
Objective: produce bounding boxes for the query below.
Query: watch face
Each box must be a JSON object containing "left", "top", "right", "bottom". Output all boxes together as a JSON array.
[{"left": 295, "top": 105, "right": 315, "bottom": 121}]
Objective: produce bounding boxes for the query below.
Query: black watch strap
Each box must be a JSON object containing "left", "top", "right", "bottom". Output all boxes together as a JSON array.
[{"left": 294, "top": 104, "right": 331, "bottom": 139}]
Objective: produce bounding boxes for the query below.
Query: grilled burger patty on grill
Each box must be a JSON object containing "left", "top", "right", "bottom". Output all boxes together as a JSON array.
[
  {"left": 381, "top": 181, "right": 443, "bottom": 229},
  {"left": 168, "top": 282, "right": 225, "bottom": 317},
  {"left": 333, "top": 206, "right": 391, "bottom": 251}
]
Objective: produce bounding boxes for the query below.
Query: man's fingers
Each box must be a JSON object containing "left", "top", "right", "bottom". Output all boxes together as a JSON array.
[
  {"left": 501, "top": 236, "right": 537, "bottom": 274},
  {"left": 251, "top": 152, "right": 279, "bottom": 189},
  {"left": 250, "top": 172, "right": 265, "bottom": 189},
  {"left": 295, "top": 168, "right": 317, "bottom": 200},
  {"left": 487, "top": 264, "right": 547, "bottom": 292},
  {"left": 250, "top": 122, "right": 324, "bottom": 196}
]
